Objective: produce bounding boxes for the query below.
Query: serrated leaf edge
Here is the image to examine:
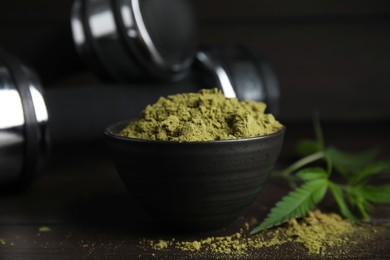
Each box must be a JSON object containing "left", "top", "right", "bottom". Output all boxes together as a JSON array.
[{"left": 250, "top": 179, "right": 328, "bottom": 235}]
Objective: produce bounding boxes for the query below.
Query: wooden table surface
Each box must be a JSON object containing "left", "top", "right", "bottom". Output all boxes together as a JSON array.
[{"left": 1, "top": 123, "right": 389, "bottom": 259}]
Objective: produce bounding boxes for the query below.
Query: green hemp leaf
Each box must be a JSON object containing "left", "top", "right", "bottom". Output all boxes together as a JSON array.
[
  {"left": 251, "top": 117, "right": 390, "bottom": 235},
  {"left": 250, "top": 178, "right": 328, "bottom": 234}
]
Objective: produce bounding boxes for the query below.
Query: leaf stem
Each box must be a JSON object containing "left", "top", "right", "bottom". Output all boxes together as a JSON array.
[
  {"left": 281, "top": 151, "right": 325, "bottom": 177},
  {"left": 313, "top": 112, "right": 324, "bottom": 151},
  {"left": 326, "top": 153, "right": 333, "bottom": 176}
]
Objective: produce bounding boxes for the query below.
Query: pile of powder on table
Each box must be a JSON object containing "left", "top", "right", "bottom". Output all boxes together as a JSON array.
[{"left": 139, "top": 210, "right": 385, "bottom": 258}]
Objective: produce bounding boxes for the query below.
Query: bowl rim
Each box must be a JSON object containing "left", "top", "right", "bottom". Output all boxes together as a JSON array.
[{"left": 105, "top": 120, "right": 285, "bottom": 144}]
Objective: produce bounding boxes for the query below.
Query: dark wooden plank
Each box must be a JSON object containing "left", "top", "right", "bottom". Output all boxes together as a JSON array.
[
  {"left": 0, "top": 0, "right": 71, "bottom": 24},
  {"left": 194, "top": 0, "right": 390, "bottom": 21},
  {"left": 199, "top": 22, "right": 390, "bottom": 121},
  {"left": 2, "top": 0, "right": 389, "bottom": 25}
]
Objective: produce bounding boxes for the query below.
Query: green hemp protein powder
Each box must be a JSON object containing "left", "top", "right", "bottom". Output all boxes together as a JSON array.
[{"left": 120, "top": 88, "right": 283, "bottom": 141}]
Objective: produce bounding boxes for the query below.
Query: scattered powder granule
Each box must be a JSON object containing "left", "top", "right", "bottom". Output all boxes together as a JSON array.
[{"left": 38, "top": 226, "right": 52, "bottom": 233}]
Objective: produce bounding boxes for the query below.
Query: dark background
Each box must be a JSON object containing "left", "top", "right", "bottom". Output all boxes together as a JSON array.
[{"left": 1, "top": 0, "right": 390, "bottom": 123}]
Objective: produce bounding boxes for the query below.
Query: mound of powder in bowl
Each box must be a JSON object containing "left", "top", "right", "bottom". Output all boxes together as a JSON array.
[{"left": 120, "top": 88, "right": 283, "bottom": 141}]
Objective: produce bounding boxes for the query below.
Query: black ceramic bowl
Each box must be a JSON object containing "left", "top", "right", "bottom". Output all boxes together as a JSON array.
[{"left": 105, "top": 121, "right": 285, "bottom": 231}]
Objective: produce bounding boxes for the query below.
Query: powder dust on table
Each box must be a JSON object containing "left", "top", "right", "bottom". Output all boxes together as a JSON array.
[
  {"left": 138, "top": 210, "right": 387, "bottom": 259},
  {"left": 120, "top": 88, "right": 283, "bottom": 141}
]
